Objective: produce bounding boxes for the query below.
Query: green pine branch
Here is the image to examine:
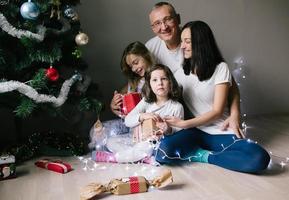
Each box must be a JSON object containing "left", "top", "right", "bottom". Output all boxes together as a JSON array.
[
  {"left": 0, "top": 49, "right": 5, "bottom": 65},
  {"left": 14, "top": 97, "right": 37, "bottom": 118},
  {"left": 16, "top": 44, "right": 62, "bottom": 70},
  {"left": 79, "top": 97, "right": 103, "bottom": 114},
  {"left": 29, "top": 68, "right": 47, "bottom": 90}
]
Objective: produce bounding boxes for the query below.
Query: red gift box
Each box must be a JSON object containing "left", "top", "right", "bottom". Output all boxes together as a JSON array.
[
  {"left": 121, "top": 92, "right": 141, "bottom": 115},
  {"left": 35, "top": 159, "right": 72, "bottom": 174}
]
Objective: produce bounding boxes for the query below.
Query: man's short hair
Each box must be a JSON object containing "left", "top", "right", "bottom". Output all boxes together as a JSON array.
[{"left": 152, "top": 2, "right": 177, "bottom": 16}]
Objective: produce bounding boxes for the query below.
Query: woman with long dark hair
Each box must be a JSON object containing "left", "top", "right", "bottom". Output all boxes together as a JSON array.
[{"left": 156, "top": 21, "right": 270, "bottom": 173}]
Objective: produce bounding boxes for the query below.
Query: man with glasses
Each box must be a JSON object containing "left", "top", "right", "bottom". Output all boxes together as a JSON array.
[
  {"left": 146, "top": 2, "right": 182, "bottom": 74},
  {"left": 146, "top": 2, "right": 245, "bottom": 138}
]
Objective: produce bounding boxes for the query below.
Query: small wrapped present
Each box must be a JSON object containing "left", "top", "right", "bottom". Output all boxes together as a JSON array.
[
  {"left": 133, "top": 119, "right": 158, "bottom": 142},
  {"left": 121, "top": 92, "right": 141, "bottom": 115},
  {"left": 35, "top": 159, "right": 72, "bottom": 174},
  {"left": 0, "top": 155, "right": 16, "bottom": 181},
  {"left": 80, "top": 169, "right": 173, "bottom": 199}
]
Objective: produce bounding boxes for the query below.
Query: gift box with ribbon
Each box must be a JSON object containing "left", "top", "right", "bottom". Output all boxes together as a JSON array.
[
  {"left": 80, "top": 169, "right": 173, "bottom": 199},
  {"left": 35, "top": 159, "right": 72, "bottom": 174},
  {"left": 133, "top": 119, "right": 158, "bottom": 143},
  {"left": 109, "top": 176, "right": 148, "bottom": 194},
  {"left": 121, "top": 93, "right": 141, "bottom": 115},
  {"left": 0, "top": 155, "right": 16, "bottom": 181}
]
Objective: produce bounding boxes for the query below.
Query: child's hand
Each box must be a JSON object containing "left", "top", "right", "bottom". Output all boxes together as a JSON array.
[
  {"left": 110, "top": 91, "right": 123, "bottom": 117},
  {"left": 156, "top": 121, "right": 172, "bottom": 135},
  {"left": 139, "top": 113, "right": 162, "bottom": 122}
]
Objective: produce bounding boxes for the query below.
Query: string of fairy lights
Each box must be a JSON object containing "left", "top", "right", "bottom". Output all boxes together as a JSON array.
[
  {"left": 233, "top": 57, "right": 289, "bottom": 169},
  {"left": 78, "top": 57, "right": 289, "bottom": 171},
  {"left": 232, "top": 57, "right": 248, "bottom": 129}
]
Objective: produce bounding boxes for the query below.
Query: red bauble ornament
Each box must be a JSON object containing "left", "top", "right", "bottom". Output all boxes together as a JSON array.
[{"left": 46, "top": 66, "right": 59, "bottom": 81}]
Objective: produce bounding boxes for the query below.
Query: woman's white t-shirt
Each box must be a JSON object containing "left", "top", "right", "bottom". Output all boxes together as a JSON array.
[{"left": 174, "top": 62, "right": 233, "bottom": 135}]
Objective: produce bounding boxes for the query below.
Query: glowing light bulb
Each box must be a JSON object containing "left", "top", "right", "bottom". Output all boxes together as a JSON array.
[
  {"left": 242, "top": 122, "right": 247, "bottom": 129},
  {"left": 176, "top": 151, "right": 180, "bottom": 157},
  {"left": 280, "top": 161, "right": 286, "bottom": 168},
  {"left": 234, "top": 57, "right": 244, "bottom": 66}
]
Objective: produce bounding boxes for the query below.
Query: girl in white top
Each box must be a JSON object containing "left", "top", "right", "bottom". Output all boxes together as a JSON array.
[
  {"left": 156, "top": 21, "right": 270, "bottom": 173},
  {"left": 110, "top": 41, "right": 154, "bottom": 117},
  {"left": 125, "top": 64, "right": 184, "bottom": 134},
  {"left": 90, "top": 42, "right": 153, "bottom": 151}
]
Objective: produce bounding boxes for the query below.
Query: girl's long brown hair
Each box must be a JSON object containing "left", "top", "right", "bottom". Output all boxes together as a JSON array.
[{"left": 142, "top": 64, "right": 181, "bottom": 103}]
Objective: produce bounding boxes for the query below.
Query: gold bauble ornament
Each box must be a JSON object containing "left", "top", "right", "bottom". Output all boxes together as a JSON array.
[{"left": 75, "top": 32, "right": 89, "bottom": 45}]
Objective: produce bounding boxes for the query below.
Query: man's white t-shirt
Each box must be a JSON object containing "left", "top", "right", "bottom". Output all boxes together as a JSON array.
[
  {"left": 174, "top": 62, "right": 233, "bottom": 135},
  {"left": 146, "top": 36, "right": 183, "bottom": 74}
]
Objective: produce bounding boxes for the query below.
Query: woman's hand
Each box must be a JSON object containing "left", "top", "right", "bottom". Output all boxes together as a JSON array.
[
  {"left": 110, "top": 91, "right": 123, "bottom": 117},
  {"left": 221, "top": 115, "right": 245, "bottom": 138},
  {"left": 164, "top": 116, "right": 188, "bottom": 129},
  {"left": 156, "top": 121, "right": 172, "bottom": 136},
  {"left": 139, "top": 113, "right": 162, "bottom": 122}
]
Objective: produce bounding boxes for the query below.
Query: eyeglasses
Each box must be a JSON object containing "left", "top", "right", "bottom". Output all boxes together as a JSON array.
[{"left": 151, "top": 15, "right": 176, "bottom": 30}]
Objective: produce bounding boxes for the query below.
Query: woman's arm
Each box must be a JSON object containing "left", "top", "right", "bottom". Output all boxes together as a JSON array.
[
  {"left": 165, "top": 83, "right": 229, "bottom": 129},
  {"left": 170, "top": 103, "right": 185, "bottom": 133},
  {"left": 221, "top": 79, "right": 245, "bottom": 138}
]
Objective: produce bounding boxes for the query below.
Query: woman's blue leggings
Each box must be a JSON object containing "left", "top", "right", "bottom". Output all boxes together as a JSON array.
[{"left": 155, "top": 128, "right": 270, "bottom": 173}]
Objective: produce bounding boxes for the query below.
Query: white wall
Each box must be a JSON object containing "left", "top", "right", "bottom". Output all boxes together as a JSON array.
[{"left": 77, "top": 0, "right": 289, "bottom": 120}]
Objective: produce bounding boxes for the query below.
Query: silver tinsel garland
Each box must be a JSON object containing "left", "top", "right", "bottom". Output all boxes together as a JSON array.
[
  {"left": 0, "top": 11, "right": 71, "bottom": 40},
  {"left": 0, "top": 12, "right": 46, "bottom": 41},
  {"left": 0, "top": 74, "right": 81, "bottom": 107}
]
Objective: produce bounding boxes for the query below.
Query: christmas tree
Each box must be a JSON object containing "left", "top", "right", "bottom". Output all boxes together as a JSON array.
[{"left": 0, "top": 0, "right": 102, "bottom": 161}]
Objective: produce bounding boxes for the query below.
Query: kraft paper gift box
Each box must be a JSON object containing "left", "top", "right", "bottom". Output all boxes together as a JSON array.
[
  {"left": 80, "top": 169, "right": 173, "bottom": 199},
  {"left": 133, "top": 118, "right": 158, "bottom": 142}
]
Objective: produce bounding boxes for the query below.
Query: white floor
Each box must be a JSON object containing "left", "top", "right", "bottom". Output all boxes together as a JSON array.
[{"left": 1, "top": 114, "right": 289, "bottom": 200}]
